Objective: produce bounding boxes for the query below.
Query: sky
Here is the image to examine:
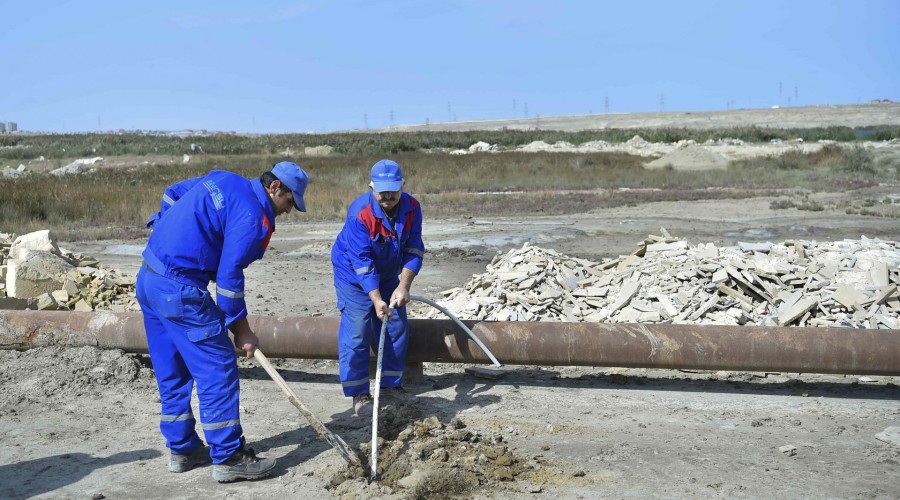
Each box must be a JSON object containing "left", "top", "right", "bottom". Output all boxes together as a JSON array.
[{"left": 1, "top": 0, "right": 897, "bottom": 134}]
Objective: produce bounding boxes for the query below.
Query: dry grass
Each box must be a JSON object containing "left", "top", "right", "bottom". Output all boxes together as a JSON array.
[{"left": 1, "top": 149, "right": 897, "bottom": 241}]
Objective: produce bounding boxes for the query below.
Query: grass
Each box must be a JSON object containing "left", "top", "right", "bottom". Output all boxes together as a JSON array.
[
  {"left": 2, "top": 125, "right": 898, "bottom": 161},
  {"left": 2, "top": 134, "right": 899, "bottom": 241}
]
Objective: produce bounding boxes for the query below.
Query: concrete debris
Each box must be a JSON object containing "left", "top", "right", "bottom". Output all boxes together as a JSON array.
[
  {"left": 875, "top": 427, "right": 900, "bottom": 447},
  {"left": 1, "top": 230, "right": 138, "bottom": 312},
  {"left": 416, "top": 232, "right": 900, "bottom": 328},
  {"left": 469, "top": 141, "right": 496, "bottom": 152},
  {"left": 49, "top": 157, "right": 104, "bottom": 176},
  {"left": 1, "top": 164, "right": 29, "bottom": 178}
]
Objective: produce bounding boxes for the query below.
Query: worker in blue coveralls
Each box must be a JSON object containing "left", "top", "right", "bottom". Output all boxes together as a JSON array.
[
  {"left": 137, "top": 161, "right": 308, "bottom": 483},
  {"left": 331, "top": 159, "right": 425, "bottom": 417}
]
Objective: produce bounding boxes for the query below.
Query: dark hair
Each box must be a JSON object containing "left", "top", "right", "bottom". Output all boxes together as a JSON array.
[{"left": 260, "top": 171, "right": 291, "bottom": 195}]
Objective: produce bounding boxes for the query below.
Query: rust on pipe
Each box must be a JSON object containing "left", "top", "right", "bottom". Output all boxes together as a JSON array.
[{"left": 1, "top": 310, "right": 898, "bottom": 376}]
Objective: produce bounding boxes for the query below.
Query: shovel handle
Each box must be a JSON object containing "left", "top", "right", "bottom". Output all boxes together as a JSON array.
[{"left": 254, "top": 349, "right": 362, "bottom": 468}]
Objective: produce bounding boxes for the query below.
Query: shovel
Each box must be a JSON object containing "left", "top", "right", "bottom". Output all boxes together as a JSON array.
[{"left": 254, "top": 349, "right": 363, "bottom": 468}]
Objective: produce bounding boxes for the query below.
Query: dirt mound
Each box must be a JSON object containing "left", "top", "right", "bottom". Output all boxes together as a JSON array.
[
  {"left": 329, "top": 405, "right": 534, "bottom": 498},
  {"left": 644, "top": 145, "right": 730, "bottom": 170},
  {"left": 0, "top": 346, "right": 155, "bottom": 410}
]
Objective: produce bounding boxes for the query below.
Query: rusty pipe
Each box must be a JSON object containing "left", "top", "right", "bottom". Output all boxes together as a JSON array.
[{"left": 1, "top": 310, "right": 898, "bottom": 376}]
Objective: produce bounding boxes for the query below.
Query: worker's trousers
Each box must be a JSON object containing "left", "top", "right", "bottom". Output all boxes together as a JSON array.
[
  {"left": 335, "top": 278, "right": 408, "bottom": 397},
  {"left": 136, "top": 267, "right": 243, "bottom": 464}
]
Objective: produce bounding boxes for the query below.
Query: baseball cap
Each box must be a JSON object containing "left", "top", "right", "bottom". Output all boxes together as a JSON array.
[
  {"left": 272, "top": 161, "right": 309, "bottom": 212},
  {"left": 370, "top": 159, "right": 403, "bottom": 192}
]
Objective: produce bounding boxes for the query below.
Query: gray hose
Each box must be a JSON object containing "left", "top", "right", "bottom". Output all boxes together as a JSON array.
[{"left": 410, "top": 295, "right": 502, "bottom": 368}]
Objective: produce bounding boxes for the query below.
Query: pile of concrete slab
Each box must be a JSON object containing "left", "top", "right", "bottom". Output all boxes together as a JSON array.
[
  {"left": 0, "top": 230, "right": 138, "bottom": 312},
  {"left": 421, "top": 231, "right": 899, "bottom": 328}
]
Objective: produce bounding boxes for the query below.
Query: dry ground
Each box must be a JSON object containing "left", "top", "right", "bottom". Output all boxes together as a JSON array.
[
  {"left": 3, "top": 192, "right": 899, "bottom": 500},
  {"left": 2, "top": 105, "right": 900, "bottom": 499}
]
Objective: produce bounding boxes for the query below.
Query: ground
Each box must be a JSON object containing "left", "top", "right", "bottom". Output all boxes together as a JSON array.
[{"left": 2, "top": 106, "right": 900, "bottom": 499}]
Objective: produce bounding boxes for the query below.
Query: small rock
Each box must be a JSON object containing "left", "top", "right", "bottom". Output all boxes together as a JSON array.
[{"left": 779, "top": 445, "right": 797, "bottom": 456}]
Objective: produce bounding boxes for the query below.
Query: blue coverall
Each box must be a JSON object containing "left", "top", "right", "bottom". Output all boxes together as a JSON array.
[
  {"left": 136, "top": 170, "right": 275, "bottom": 463},
  {"left": 330, "top": 191, "right": 425, "bottom": 397}
]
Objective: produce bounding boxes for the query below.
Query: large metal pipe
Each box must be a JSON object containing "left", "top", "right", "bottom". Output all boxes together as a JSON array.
[{"left": 1, "top": 310, "right": 898, "bottom": 375}]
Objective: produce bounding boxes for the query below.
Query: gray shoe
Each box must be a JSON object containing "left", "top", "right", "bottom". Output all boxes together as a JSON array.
[
  {"left": 382, "top": 386, "right": 414, "bottom": 402},
  {"left": 169, "top": 445, "right": 212, "bottom": 473},
  {"left": 211, "top": 445, "right": 276, "bottom": 483},
  {"left": 353, "top": 393, "right": 373, "bottom": 417}
]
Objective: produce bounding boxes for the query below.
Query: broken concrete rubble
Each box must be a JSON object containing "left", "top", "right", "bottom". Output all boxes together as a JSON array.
[
  {"left": 416, "top": 232, "right": 900, "bottom": 329},
  {"left": 1, "top": 230, "right": 138, "bottom": 312}
]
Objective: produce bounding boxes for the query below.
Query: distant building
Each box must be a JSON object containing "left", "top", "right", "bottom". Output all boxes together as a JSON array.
[
  {"left": 0, "top": 122, "right": 5, "bottom": 133},
  {"left": 6, "top": 122, "right": 16, "bottom": 132}
]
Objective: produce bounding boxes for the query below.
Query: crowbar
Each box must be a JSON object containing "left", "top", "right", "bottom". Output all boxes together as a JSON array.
[
  {"left": 254, "top": 349, "right": 363, "bottom": 468},
  {"left": 370, "top": 301, "right": 396, "bottom": 481}
]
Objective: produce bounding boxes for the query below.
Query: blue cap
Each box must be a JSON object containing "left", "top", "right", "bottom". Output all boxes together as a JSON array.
[
  {"left": 272, "top": 161, "right": 308, "bottom": 212},
  {"left": 370, "top": 159, "right": 403, "bottom": 192}
]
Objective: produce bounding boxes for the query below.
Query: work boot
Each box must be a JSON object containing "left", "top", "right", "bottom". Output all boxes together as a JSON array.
[
  {"left": 353, "top": 393, "right": 373, "bottom": 417},
  {"left": 169, "top": 444, "right": 212, "bottom": 473},
  {"left": 211, "top": 443, "right": 276, "bottom": 483},
  {"left": 382, "top": 385, "right": 413, "bottom": 403}
]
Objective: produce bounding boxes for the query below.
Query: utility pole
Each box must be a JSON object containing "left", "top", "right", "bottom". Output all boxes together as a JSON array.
[
  {"left": 604, "top": 95, "right": 609, "bottom": 113},
  {"left": 389, "top": 110, "right": 394, "bottom": 127}
]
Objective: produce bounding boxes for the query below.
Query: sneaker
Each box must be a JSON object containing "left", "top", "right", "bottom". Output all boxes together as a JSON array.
[
  {"left": 353, "top": 393, "right": 373, "bottom": 417},
  {"left": 211, "top": 444, "right": 276, "bottom": 483},
  {"left": 169, "top": 445, "right": 212, "bottom": 473}
]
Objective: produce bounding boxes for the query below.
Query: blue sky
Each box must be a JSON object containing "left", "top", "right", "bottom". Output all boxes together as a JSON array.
[{"left": 1, "top": 0, "right": 897, "bottom": 133}]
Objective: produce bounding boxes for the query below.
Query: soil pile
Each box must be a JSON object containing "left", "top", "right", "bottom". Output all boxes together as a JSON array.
[
  {"left": 644, "top": 144, "right": 729, "bottom": 170},
  {"left": 0, "top": 347, "right": 155, "bottom": 411},
  {"left": 329, "top": 406, "right": 538, "bottom": 499}
]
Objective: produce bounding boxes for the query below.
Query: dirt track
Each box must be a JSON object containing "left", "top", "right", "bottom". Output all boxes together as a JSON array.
[{"left": 2, "top": 106, "right": 900, "bottom": 499}]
